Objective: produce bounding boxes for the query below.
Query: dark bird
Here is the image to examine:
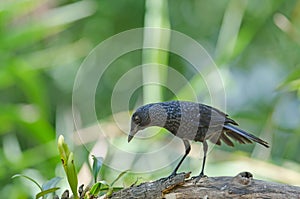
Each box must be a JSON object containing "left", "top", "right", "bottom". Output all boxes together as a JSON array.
[{"left": 128, "top": 101, "right": 269, "bottom": 181}]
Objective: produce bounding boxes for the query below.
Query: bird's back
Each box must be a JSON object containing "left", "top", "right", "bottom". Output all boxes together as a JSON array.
[
  {"left": 156, "top": 101, "right": 268, "bottom": 148},
  {"left": 159, "top": 101, "right": 235, "bottom": 142}
]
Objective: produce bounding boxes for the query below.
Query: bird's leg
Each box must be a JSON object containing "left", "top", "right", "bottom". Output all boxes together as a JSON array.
[
  {"left": 169, "top": 139, "right": 191, "bottom": 177},
  {"left": 193, "top": 140, "right": 208, "bottom": 183},
  {"left": 199, "top": 140, "right": 208, "bottom": 177}
]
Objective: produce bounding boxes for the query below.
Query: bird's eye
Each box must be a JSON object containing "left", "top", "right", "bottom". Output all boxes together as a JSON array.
[{"left": 133, "top": 115, "right": 141, "bottom": 124}]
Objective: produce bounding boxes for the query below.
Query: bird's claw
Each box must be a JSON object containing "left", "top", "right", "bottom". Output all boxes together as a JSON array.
[
  {"left": 162, "top": 171, "right": 189, "bottom": 182},
  {"left": 191, "top": 173, "right": 207, "bottom": 184},
  {"left": 161, "top": 172, "right": 177, "bottom": 181}
]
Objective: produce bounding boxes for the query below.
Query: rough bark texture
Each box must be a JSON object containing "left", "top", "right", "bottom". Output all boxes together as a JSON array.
[{"left": 109, "top": 171, "right": 300, "bottom": 199}]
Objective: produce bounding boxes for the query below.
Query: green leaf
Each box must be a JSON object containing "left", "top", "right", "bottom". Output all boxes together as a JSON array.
[
  {"left": 103, "top": 170, "right": 129, "bottom": 197},
  {"left": 106, "top": 187, "right": 124, "bottom": 197},
  {"left": 35, "top": 187, "right": 60, "bottom": 199},
  {"left": 89, "top": 181, "right": 110, "bottom": 196},
  {"left": 91, "top": 155, "right": 103, "bottom": 183},
  {"left": 57, "top": 135, "right": 79, "bottom": 199},
  {"left": 89, "top": 182, "right": 101, "bottom": 195},
  {"left": 12, "top": 174, "right": 42, "bottom": 191},
  {"left": 109, "top": 187, "right": 123, "bottom": 192},
  {"left": 110, "top": 170, "right": 129, "bottom": 187},
  {"left": 66, "top": 152, "right": 79, "bottom": 199},
  {"left": 42, "top": 177, "right": 62, "bottom": 191}
]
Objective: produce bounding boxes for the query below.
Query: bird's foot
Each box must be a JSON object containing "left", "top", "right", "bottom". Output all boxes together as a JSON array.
[
  {"left": 161, "top": 171, "right": 178, "bottom": 181},
  {"left": 191, "top": 173, "right": 207, "bottom": 184},
  {"left": 161, "top": 172, "right": 191, "bottom": 183}
]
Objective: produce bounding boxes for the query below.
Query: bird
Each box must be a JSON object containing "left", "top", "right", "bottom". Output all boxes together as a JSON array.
[{"left": 128, "top": 101, "right": 269, "bottom": 181}]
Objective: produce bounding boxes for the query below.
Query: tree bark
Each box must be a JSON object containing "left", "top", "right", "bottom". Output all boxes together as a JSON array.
[{"left": 109, "top": 171, "right": 300, "bottom": 199}]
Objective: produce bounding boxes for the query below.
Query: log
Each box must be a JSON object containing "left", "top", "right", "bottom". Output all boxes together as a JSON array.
[{"left": 109, "top": 171, "right": 300, "bottom": 199}]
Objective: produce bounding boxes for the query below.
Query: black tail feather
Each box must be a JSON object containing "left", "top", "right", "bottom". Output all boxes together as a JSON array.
[
  {"left": 220, "top": 133, "right": 234, "bottom": 146},
  {"left": 223, "top": 124, "right": 269, "bottom": 148},
  {"left": 226, "top": 131, "right": 252, "bottom": 144}
]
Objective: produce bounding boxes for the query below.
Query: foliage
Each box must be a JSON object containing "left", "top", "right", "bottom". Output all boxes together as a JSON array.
[
  {"left": 12, "top": 174, "right": 61, "bottom": 199},
  {"left": 58, "top": 135, "right": 79, "bottom": 199},
  {"left": 13, "top": 135, "right": 127, "bottom": 198}
]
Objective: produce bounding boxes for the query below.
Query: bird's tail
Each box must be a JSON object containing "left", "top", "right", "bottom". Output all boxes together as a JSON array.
[{"left": 223, "top": 124, "right": 269, "bottom": 148}]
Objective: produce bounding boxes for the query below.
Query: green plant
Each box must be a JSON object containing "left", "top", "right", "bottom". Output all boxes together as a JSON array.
[
  {"left": 12, "top": 174, "right": 61, "bottom": 199},
  {"left": 58, "top": 135, "right": 79, "bottom": 199},
  {"left": 57, "top": 135, "right": 128, "bottom": 198}
]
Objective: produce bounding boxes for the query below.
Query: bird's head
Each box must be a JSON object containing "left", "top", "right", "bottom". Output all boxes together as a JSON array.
[{"left": 128, "top": 103, "right": 168, "bottom": 142}]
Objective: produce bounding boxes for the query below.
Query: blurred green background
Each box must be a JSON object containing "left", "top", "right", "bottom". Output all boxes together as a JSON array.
[{"left": 1, "top": 0, "right": 300, "bottom": 198}]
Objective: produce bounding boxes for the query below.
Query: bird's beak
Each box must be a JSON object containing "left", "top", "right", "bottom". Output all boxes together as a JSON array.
[
  {"left": 128, "top": 124, "right": 139, "bottom": 143},
  {"left": 128, "top": 134, "right": 134, "bottom": 143}
]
